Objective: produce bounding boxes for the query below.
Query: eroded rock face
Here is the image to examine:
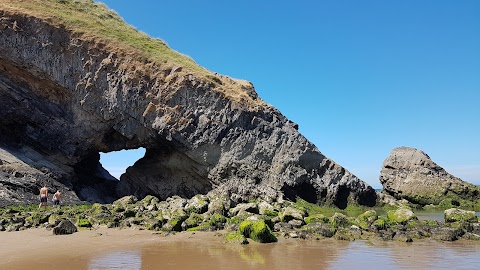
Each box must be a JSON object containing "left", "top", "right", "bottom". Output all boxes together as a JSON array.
[
  {"left": 0, "top": 8, "right": 376, "bottom": 207},
  {"left": 380, "top": 147, "right": 479, "bottom": 205}
]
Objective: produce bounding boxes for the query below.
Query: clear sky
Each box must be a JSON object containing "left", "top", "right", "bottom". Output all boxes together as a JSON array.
[{"left": 98, "top": 0, "right": 480, "bottom": 188}]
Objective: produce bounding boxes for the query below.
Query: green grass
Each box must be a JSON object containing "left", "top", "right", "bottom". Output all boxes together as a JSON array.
[
  {"left": 293, "top": 198, "right": 387, "bottom": 217},
  {"left": 1, "top": 0, "right": 267, "bottom": 108}
]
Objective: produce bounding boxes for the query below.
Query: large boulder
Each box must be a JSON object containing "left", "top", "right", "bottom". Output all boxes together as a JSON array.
[
  {"left": 379, "top": 147, "right": 479, "bottom": 205},
  {"left": 0, "top": 1, "right": 376, "bottom": 208}
]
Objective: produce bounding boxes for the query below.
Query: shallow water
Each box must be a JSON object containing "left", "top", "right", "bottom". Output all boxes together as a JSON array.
[
  {"left": 415, "top": 210, "right": 480, "bottom": 222},
  {"left": 85, "top": 239, "right": 480, "bottom": 270}
]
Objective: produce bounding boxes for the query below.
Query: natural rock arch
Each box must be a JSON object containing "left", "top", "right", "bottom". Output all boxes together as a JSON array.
[{"left": 0, "top": 5, "right": 376, "bottom": 207}]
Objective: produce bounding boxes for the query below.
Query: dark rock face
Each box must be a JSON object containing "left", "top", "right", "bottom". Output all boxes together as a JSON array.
[
  {"left": 380, "top": 147, "right": 479, "bottom": 205},
  {"left": 0, "top": 9, "right": 376, "bottom": 207}
]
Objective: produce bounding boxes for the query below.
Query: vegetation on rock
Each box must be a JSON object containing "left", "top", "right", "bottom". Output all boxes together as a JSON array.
[{"left": 1, "top": 195, "right": 479, "bottom": 244}]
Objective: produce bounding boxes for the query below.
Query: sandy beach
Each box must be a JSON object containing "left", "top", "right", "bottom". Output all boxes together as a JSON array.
[{"left": 0, "top": 227, "right": 224, "bottom": 269}]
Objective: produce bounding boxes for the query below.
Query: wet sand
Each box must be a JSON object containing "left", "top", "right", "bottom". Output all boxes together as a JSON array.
[
  {"left": 2, "top": 228, "right": 480, "bottom": 270},
  {"left": 0, "top": 227, "right": 198, "bottom": 269}
]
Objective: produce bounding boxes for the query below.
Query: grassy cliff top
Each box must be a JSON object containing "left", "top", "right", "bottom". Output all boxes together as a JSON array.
[
  {"left": 0, "top": 0, "right": 204, "bottom": 73},
  {"left": 0, "top": 0, "right": 264, "bottom": 107}
]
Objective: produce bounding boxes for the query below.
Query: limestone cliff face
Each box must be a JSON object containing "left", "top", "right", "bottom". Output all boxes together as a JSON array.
[
  {"left": 380, "top": 147, "right": 479, "bottom": 205},
  {"left": 0, "top": 4, "right": 376, "bottom": 207}
]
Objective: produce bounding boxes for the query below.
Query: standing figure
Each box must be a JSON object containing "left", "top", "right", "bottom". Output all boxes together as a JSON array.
[
  {"left": 52, "top": 190, "right": 62, "bottom": 207},
  {"left": 39, "top": 185, "right": 48, "bottom": 209}
]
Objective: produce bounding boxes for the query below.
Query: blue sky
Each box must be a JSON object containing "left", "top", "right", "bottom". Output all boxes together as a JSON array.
[{"left": 99, "top": 0, "right": 480, "bottom": 188}]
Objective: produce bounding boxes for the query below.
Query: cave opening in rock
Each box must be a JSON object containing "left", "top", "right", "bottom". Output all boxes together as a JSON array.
[{"left": 99, "top": 148, "right": 146, "bottom": 180}]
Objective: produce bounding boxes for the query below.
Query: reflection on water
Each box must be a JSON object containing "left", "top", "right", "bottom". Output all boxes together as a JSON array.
[
  {"left": 329, "top": 241, "right": 480, "bottom": 270},
  {"left": 415, "top": 211, "right": 480, "bottom": 222},
  {"left": 89, "top": 251, "right": 141, "bottom": 270},
  {"left": 139, "top": 239, "right": 346, "bottom": 270},
  {"left": 6, "top": 233, "right": 478, "bottom": 270},
  {"left": 89, "top": 238, "right": 479, "bottom": 270}
]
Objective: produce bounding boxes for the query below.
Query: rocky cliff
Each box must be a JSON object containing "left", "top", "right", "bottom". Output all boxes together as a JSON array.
[
  {"left": 0, "top": 0, "right": 376, "bottom": 207},
  {"left": 380, "top": 147, "right": 479, "bottom": 205}
]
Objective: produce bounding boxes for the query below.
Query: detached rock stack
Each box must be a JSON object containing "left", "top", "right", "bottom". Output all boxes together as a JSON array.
[
  {"left": 379, "top": 147, "right": 479, "bottom": 205},
  {"left": 0, "top": 1, "right": 376, "bottom": 208}
]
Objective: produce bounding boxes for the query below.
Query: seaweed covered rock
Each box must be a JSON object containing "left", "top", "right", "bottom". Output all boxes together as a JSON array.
[
  {"left": 185, "top": 195, "right": 209, "bottom": 214},
  {"left": 226, "top": 231, "right": 249, "bottom": 244},
  {"left": 387, "top": 207, "right": 417, "bottom": 224},
  {"left": 356, "top": 210, "right": 378, "bottom": 229},
  {"left": 239, "top": 220, "right": 277, "bottom": 243},
  {"left": 444, "top": 208, "right": 477, "bottom": 223},
  {"left": 330, "top": 213, "right": 352, "bottom": 228}
]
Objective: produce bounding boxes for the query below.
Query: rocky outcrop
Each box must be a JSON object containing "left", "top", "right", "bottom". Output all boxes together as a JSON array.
[
  {"left": 0, "top": 1, "right": 376, "bottom": 207},
  {"left": 379, "top": 147, "right": 479, "bottom": 205},
  {"left": 2, "top": 195, "right": 479, "bottom": 242}
]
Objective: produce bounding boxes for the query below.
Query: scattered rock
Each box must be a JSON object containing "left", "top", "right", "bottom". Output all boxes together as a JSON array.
[
  {"left": 258, "top": 201, "right": 275, "bottom": 215},
  {"left": 330, "top": 213, "right": 352, "bottom": 228},
  {"left": 6, "top": 224, "right": 21, "bottom": 232},
  {"left": 288, "top": 219, "right": 304, "bottom": 228},
  {"left": 166, "top": 196, "right": 187, "bottom": 211},
  {"left": 141, "top": 195, "right": 159, "bottom": 207},
  {"left": 280, "top": 207, "right": 305, "bottom": 222},
  {"left": 431, "top": 227, "right": 464, "bottom": 241},
  {"left": 53, "top": 220, "right": 77, "bottom": 235},
  {"left": 356, "top": 210, "right": 378, "bottom": 229},
  {"left": 182, "top": 213, "right": 204, "bottom": 230},
  {"left": 207, "top": 196, "right": 230, "bottom": 216},
  {"left": 387, "top": 207, "right": 417, "bottom": 224},
  {"left": 273, "top": 222, "right": 293, "bottom": 233},
  {"left": 444, "top": 208, "right": 477, "bottom": 223},
  {"left": 462, "top": 232, "right": 480, "bottom": 241},
  {"left": 113, "top": 196, "right": 138, "bottom": 206},
  {"left": 229, "top": 203, "right": 258, "bottom": 216},
  {"left": 185, "top": 195, "right": 209, "bottom": 214}
]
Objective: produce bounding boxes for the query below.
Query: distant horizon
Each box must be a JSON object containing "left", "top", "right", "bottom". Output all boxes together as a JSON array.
[{"left": 98, "top": 0, "right": 480, "bottom": 188}]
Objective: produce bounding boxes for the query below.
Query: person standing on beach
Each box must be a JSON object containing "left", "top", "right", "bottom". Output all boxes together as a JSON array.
[
  {"left": 39, "top": 185, "right": 48, "bottom": 209},
  {"left": 52, "top": 190, "right": 62, "bottom": 207}
]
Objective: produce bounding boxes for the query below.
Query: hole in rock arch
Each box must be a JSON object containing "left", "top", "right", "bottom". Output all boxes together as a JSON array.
[{"left": 99, "top": 148, "right": 146, "bottom": 180}]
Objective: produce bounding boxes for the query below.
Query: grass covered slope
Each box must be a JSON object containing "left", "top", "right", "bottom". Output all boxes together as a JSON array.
[
  {"left": 0, "top": 0, "right": 202, "bottom": 72},
  {"left": 0, "top": 0, "right": 263, "bottom": 107}
]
